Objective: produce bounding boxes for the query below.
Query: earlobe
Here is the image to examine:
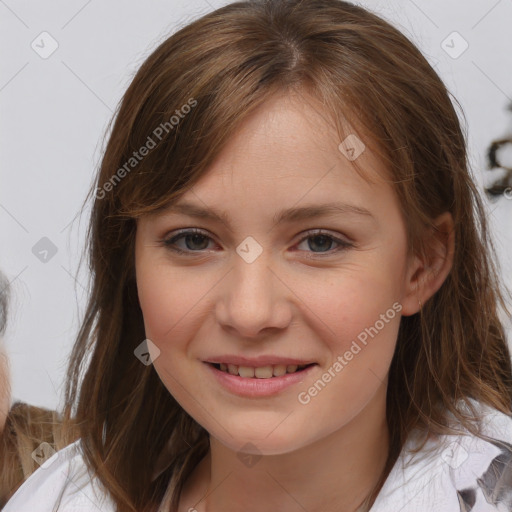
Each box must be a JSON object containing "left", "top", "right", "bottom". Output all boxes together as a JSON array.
[{"left": 400, "top": 212, "right": 455, "bottom": 316}]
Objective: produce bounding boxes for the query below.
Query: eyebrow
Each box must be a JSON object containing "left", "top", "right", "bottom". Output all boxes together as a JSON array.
[{"left": 164, "top": 200, "right": 375, "bottom": 226}]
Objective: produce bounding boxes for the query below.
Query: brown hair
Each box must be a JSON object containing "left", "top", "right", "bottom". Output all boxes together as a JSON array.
[
  {"left": 62, "top": 0, "right": 512, "bottom": 510},
  {"left": 0, "top": 402, "right": 80, "bottom": 507}
]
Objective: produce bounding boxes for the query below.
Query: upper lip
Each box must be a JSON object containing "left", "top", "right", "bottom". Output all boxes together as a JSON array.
[{"left": 204, "top": 355, "right": 317, "bottom": 367}]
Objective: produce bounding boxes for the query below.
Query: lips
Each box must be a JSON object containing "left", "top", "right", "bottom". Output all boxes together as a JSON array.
[
  {"left": 205, "top": 359, "right": 318, "bottom": 397},
  {"left": 203, "top": 355, "right": 316, "bottom": 367},
  {"left": 203, "top": 355, "right": 317, "bottom": 379},
  {"left": 210, "top": 362, "right": 314, "bottom": 378}
]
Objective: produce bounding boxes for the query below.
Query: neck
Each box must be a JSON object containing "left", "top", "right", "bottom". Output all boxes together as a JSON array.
[{"left": 180, "top": 382, "right": 390, "bottom": 512}]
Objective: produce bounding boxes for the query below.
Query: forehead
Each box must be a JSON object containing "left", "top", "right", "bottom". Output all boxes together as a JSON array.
[
  {"left": 182, "top": 92, "right": 391, "bottom": 203},
  {"left": 138, "top": 91, "right": 400, "bottom": 235}
]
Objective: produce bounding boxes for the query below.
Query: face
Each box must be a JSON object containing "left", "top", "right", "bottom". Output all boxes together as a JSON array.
[{"left": 135, "top": 92, "right": 413, "bottom": 455}]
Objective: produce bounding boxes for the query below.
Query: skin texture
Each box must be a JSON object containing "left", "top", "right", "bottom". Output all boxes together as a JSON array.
[{"left": 135, "top": 92, "right": 454, "bottom": 512}]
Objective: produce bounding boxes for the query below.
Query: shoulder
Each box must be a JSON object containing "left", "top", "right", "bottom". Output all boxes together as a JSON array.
[
  {"left": 370, "top": 399, "right": 512, "bottom": 512},
  {"left": 3, "top": 438, "right": 116, "bottom": 512},
  {"left": 449, "top": 400, "right": 512, "bottom": 511}
]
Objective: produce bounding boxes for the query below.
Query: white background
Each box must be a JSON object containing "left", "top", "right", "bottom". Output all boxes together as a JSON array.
[{"left": 1, "top": 0, "right": 511, "bottom": 411}]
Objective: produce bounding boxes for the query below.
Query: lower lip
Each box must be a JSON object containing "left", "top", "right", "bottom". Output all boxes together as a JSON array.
[{"left": 204, "top": 362, "right": 317, "bottom": 398}]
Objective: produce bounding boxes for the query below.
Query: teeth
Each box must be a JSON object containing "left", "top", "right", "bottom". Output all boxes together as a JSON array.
[
  {"left": 272, "top": 364, "right": 287, "bottom": 377},
  {"left": 238, "top": 366, "right": 255, "bottom": 378},
  {"left": 215, "top": 362, "right": 309, "bottom": 378},
  {"left": 254, "top": 366, "right": 273, "bottom": 379}
]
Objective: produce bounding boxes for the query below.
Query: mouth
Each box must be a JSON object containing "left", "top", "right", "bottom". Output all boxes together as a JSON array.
[{"left": 207, "top": 362, "right": 316, "bottom": 379}]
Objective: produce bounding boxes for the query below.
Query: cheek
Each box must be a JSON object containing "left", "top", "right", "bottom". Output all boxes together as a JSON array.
[
  {"left": 290, "top": 265, "right": 403, "bottom": 357},
  {"left": 294, "top": 272, "right": 401, "bottom": 427},
  {"left": 136, "top": 262, "right": 188, "bottom": 342},
  {"left": 135, "top": 261, "right": 213, "bottom": 404},
  {"left": 136, "top": 260, "right": 222, "bottom": 348}
]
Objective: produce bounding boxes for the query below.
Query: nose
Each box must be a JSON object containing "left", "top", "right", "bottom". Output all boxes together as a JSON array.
[{"left": 215, "top": 249, "right": 292, "bottom": 339}]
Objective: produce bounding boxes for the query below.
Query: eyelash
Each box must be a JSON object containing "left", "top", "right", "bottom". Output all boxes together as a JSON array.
[{"left": 161, "top": 228, "right": 353, "bottom": 257}]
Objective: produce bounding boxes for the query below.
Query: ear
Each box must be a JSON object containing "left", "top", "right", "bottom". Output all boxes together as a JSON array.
[{"left": 400, "top": 212, "right": 455, "bottom": 316}]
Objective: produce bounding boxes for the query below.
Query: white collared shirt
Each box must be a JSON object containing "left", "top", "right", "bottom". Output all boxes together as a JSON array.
[{"left": 4, "top": 399, "right": 512, "bottom": 512}]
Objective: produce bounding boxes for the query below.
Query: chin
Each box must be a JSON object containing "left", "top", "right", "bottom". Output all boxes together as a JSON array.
[{"left": 210, "top": 422, "right": 313, "bottom": 456}]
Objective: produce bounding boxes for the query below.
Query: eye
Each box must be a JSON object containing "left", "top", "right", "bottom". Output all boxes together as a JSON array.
[
  {"left": 162, "top": 228, "right": 353, "bottom": 256},
  {"left": 162, "top": 229, "right": 217, "bottom": 254},
  {"left": 295, "top": 230, "right": 353, "bottom": 255}
]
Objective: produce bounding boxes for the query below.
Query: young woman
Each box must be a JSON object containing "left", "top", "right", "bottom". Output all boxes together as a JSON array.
[{"left": 4, "top": 0, "right": 512, "bottom": 511}]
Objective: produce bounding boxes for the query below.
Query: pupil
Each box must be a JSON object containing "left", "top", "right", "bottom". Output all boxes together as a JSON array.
[
  {"left": 309, "top": 235, "right": 332, "bottom": 252},
  {"left": 186, "top": 234, "right": 209, "bottom": 250}
]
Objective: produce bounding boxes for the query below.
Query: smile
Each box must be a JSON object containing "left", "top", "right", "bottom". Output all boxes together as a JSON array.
[
  {"left": 205, "top": 362, "right": 318, "bottom": 398},
  {"left": 210, "top": 362, "right": 312, "bottom": 378}
]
